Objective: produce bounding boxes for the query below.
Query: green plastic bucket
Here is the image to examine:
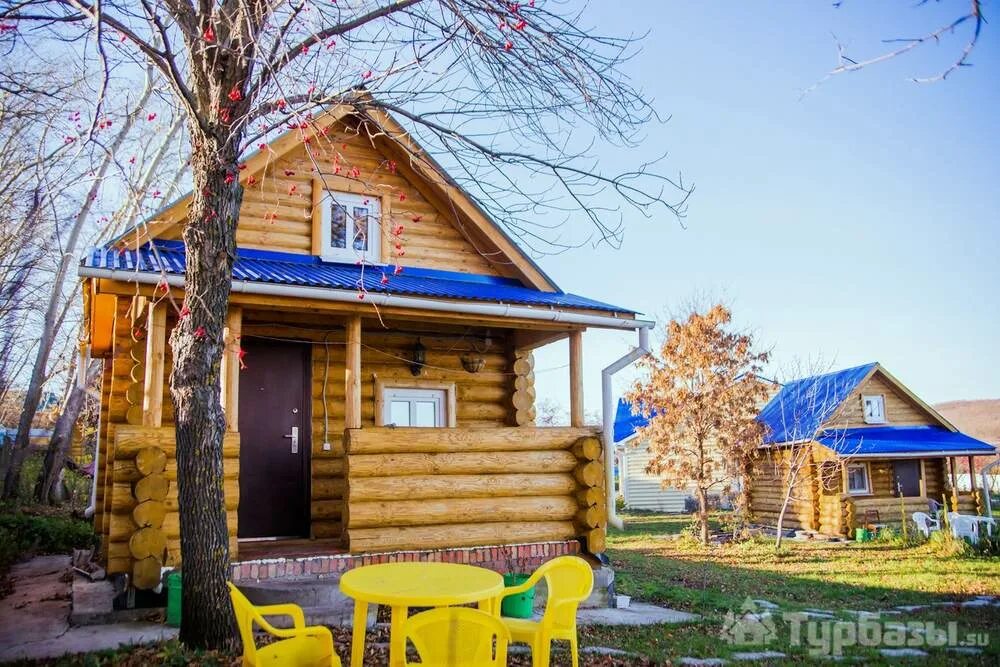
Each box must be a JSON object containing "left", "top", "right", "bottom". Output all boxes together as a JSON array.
[
  {"left": 165, "top": 571, "right": 182, "bottom": 627},
  {"left": 855, "top": 528, "right": 871, "bottom": 543},
  {"left": 500, "top": 573, "right": 535, "bottom": 619}
]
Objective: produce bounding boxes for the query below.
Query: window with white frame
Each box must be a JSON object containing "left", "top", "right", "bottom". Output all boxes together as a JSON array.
[
  {"left": 382, "top": 388, "right": 447, "bottom": 427},
  {"left": 845, "top": 462, "right": 871, "bottom": 495},
  {"left": 862, "top": 394, "right": 886, "bottom": 424},
  {"left": 319, "top": 190, "right": 380, "bottom": 263}
]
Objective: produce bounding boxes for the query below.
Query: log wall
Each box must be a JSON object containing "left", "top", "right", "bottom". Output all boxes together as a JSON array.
[
  {"left": 161, "top": 119, "right": 512, "bottom": 277},
  {"left": 824, "top": 371, "right": 938, "bottom": 429},
  {"left": 107, "top": 426, "right": 240, "bottom": 581},
  {"left": 748, "top": 445, "right": 817, "bottom": 531},
  {"left": 342, "top": 427, "right": 605, "bottom": 553}
]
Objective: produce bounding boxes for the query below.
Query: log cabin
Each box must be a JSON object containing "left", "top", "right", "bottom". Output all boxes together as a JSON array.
[
  {"left": 751, "top": 362, "right": 996, "bottom": 537},
  {"left": 78, "top": 103, "right": 651, "bottom": 589}
]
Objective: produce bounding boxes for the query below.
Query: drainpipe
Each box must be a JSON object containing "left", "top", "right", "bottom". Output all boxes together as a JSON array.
[
  {"left": 981, "top": 459, "right": 999, "bottom": 517},
  {"left": 602, "top": 325, "right": 652, "bottom": 531}
]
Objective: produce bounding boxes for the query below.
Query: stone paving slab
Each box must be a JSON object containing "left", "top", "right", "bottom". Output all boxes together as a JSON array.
[
  {"left": 0, "top": 556, "right": 176, "bottom": 662},
  {"left": 577, "top": 601, "right": 699, "bottom": 626}
]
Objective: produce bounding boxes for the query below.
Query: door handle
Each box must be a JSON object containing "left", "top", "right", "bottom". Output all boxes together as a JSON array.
[{"left": 283, "top": 426, "right": 299, "bottom": 454}]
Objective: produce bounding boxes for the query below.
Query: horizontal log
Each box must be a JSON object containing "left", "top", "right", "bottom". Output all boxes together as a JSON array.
[
  {"left": 348, "top": 473, "right": 578, "bottom": 501},
  {"left": 132, "top": 556, "right": 162, "bottom": 590},
  {"left": 313, "top": 458, "right": 345, "bottom": 477},
  {"left": 574, "top": 462, "right": 604, "bottom": 488},
  {"left": 114, "top": 425, "right": 240, "bottom": 459},
  {"left": 113, "top": 458, "right": 239, "bottom": 484},
  {"left": 576, "top": 487, "right": 606, "bottom": 508},
  {"left": 344, "top": 427, "right": 595, "bottom": 454},
  {"left": 346, "top": 520, "right": 577, "bottom": 553},
  {"left": 311, "top": 500, "right": 343, "bottom": 520},
  {"left": 582, "top": 527, "right": 606, "bottom": 554},
  {"left": 348, "top": 495, "right": 578, "bottom": 529},
  {"left": 576, "top": 505, "right": 605, "bottom": 529},
  {"left": 347, "top": 450, "right": 578, "bottom": 478},
  {"left": 572, "top": 437, "right": 602, "bottom": 462},
  {"left": 135, "top": 474, "right": 168, "bottom": 503},
  {"left": 129, "top": 527, "right": 167, "bottom": 560},
  {"left": 312, "top": 520, "right": 342, "bottom": 539},
  {"left": 135, "top": 447, "right": 166, "bottom": 476},
  {"left": 132, "top": 500, "right": 166, "bottom": 529},
  {"left": 313, "top": 477, "right": 346, "bottom": 500}
]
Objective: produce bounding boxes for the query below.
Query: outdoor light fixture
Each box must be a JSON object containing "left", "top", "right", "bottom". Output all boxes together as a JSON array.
[
  {"left": 410, "top": 338, "right": 426, "bottom": 376},
  {"left": 461, "top": 353, "right": 486, "bottom": 374}
]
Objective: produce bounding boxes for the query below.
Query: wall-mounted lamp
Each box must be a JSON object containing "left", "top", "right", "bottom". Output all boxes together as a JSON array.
[
  {"left": 410, "top": 338, "right": 426, "bottom": 376},
  {"left": 461, "top": 353, "right": 485, "bottom": 374}
]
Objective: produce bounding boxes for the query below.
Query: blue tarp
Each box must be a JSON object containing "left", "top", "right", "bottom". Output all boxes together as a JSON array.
[
  {"left": 816, "top": 425, "right": 995, "bottom": 457},
  {"left": 82, "top": 241, "right": 635, "bottom": 314},
  {"left": 758, "top": 363, "right": 876, "bottom": 444}
]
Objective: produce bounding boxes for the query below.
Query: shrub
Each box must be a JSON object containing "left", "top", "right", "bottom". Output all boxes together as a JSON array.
[{"left": 0, "top": 510, "right": 96, "bottom": 576}]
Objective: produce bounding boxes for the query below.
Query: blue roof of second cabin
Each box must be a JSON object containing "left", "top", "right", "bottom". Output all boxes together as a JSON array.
[
  {"left": 81, "top": 241, "right": 636, "bottom": 314},
  {"left": 614, "top": 399, "right": 645, "bottom": 443},
  {"left": 816, "top": 425, "right": 995, "bottom": 457},
  {"left": 758, "top": 362, "right": 877, "bottom": 444}
]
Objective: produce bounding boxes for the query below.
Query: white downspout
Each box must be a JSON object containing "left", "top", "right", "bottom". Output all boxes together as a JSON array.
[{"left": 602, "top": 326, "right": 652, "bottom": 531}]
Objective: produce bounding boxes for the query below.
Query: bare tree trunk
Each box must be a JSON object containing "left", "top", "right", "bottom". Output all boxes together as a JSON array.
[
  {"left": 170, "top": 128, "right": 242, "bottom": 651},
  {"left": 697, "top": 486, "right": 710, "bottom": 545},
  {"left": 775, "top": 480, "right": 794, "bottom": 550},
  {"left": 2, "top": 99, "right": 146, "bottom": 499},
  {"left": 35, "top": 359, "right": 100, "bottom": 504}
]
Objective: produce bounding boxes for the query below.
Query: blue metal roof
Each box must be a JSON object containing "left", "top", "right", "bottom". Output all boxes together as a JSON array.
[
  {"left": 613, "top": 399, "right": 653, "bottom": 443},
  {"left": 758, "top": 363, "right": 877, "bottom": 444},
  {"left": 82, "top": 241, "right": 635, "bottom": 313},
  {"left": 816, "top": 425, "right": 995, "bottom": 457}
]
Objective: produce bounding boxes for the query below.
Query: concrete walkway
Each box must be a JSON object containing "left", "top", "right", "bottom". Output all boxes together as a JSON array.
[{"left": 0, "top": 555, "right": 176, "bottom": 663}]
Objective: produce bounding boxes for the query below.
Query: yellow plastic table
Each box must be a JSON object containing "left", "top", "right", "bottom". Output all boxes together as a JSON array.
[{"left": 339, "top": 562, "right": 505, "bottom": 667}]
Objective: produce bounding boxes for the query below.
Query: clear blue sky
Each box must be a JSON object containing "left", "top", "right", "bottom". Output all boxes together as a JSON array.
[{"left": 531, "top": 1, "right": 1000, "bottom": 416}]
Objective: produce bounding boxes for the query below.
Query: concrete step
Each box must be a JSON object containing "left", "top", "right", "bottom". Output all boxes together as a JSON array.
[{"left": 235, "top": 577, "right": 375, "bottom": 629}]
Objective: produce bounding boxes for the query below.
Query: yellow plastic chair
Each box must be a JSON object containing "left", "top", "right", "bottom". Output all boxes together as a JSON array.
[
  {"left": 403, "top": 607, "right": 510, "bottom": 667},
  {"left": 228, "top": 582, "right": 342, "bottom": 667},
  {"left": 498, "top": 556, "right": 594, "bottom": 667}
]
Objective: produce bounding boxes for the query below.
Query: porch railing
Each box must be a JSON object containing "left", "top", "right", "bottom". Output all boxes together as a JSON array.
[{"left": 341, "top": 426, "right": 604, "bottom": 554}]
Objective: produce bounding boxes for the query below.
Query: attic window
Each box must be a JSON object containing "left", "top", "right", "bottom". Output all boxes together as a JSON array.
[
  {"left": 320, "top": 190, "right": 380, "bottom": 263},
  {"left": 861, "top": 394, "right": 886, "bottom": 424}
]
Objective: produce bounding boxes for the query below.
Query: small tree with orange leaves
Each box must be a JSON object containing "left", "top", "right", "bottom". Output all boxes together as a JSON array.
[{"left": 626, "top": 305, "right": 771, "bottom": 545}]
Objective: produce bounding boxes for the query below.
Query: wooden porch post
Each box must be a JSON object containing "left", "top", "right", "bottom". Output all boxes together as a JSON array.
[
  {"left": 220, "top": 307, "right": 242, "bottom": 432},
  {"left": 949, "top": 457, "right": 960, "bottom": 509},
  {"left": 346, "top": 315, "right": 362, "bottom": 429},
  {"left": 142, "top": 302, "right": 166, "bottom": 427},
  {"left": 918, "top": 459, "right": 927, "bottom": 497},
  {"left": 967, "top": 456, "right": 977, "bottom": 492},
  {"left": 569, "top": 331, "right": 584, "bottom": 428}
]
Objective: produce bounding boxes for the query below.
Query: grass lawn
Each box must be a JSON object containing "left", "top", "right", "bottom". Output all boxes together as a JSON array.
[{"left": 579, "top": 511, "right": 1000, "bottom": 665}]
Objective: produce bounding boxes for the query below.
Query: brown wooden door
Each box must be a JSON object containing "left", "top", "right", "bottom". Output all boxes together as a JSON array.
[
  {"left": 237, "top": 339, "right": 310, "bottom": 538},
  {"left": 892, "top": 460, "right": 922, "bottom": 497}
]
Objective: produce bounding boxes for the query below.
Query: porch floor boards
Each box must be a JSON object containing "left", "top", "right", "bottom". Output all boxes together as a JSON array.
[{"left": 236, "top": 538, "right": 346, "bottom": 562}]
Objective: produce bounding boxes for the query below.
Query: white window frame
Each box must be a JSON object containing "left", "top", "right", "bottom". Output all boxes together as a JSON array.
[
  {"left": 861, "top": 394, "right": 886, "bottom": 424},
  {"left": 378, "top": 381, "right": 458, "bottom": 428},
  {"left": 319, "top": 190, "right": 381, "bottom": 263},
  {"left": 845, "top": 462, "right": 872, "bottom": 495}
]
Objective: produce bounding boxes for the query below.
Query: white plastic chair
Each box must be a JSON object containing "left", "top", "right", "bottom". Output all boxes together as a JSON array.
[
  {"left": 911, "top": 511, "right": 940, "bottom": 538},
  {"left": 948, "top": 513, "right": 980, "bottom": 544}
]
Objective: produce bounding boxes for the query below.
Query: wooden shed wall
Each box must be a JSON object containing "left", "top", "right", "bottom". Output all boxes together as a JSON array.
[
  {"left": 748, "top": 445, "right": 818, "bottom": 531},
  {"left": 161, "top": 120, "right": 507, "bottom": 277}
]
